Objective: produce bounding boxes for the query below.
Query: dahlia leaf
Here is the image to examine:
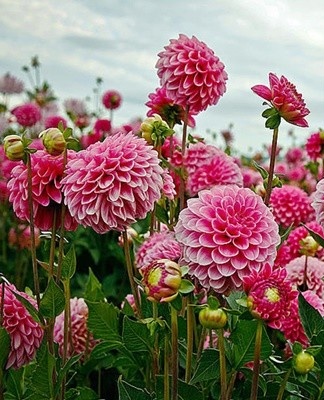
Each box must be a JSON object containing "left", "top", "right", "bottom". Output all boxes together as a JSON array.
[
  {"left": 54, "top": 354, "right": 82, "bottom": 398},
  {"left": 156, "top": 376, "right": 204, "bottom": 400},
  {"left": 65, "top": 387, "right": 99, "bottom": 400},
  {"left": 118, "top": 378, "right": 152, "bottom": 400},
  {"left": 60, "top": 245, "right": 76, "bottom": 281},
  {"left": 122, "top": 316, "right": 154, "bottom": 352},
  {"left": 155, "top": 203, "right": 169, "bottom": 225},
  {"left": 261, "top": 107, "right": 277, "bottom": 119},
  {"left": 84, "top": 268, "right": 106, "bottom": 302},
  {"left": 190, "top": 348, "right": 220, "bottom": 384},
  {"left": 251, "top": 160, "right": 268, "bottom": 179},
  {"left": 39, "top": 278, "right": 65, "bottom": 319},
  {"left": 0, "top": 327, "right": 10, "bottom": 370},
  {"left": 179, "top": 279, "right": 195, "bottom": 295},
  {"left": 298, "top": 294, "right": 324, "bottom": 341},
  {"left": 265, "top": 114, "right": 281, "bottom": 129},
  {"left": 86, "top": 301, "right": 120, "bottom": 342},
  {"left": 3, "top": 368, "right": 24, "bottom": 399}
]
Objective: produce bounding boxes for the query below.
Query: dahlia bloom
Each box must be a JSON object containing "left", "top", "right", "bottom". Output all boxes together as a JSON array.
[
  {"left": 11, "top": 103, "right": 41, "bottom": 127},
  {"left": 0, "top": 283, "right": 44, "bottom": 369},
  {"left": 61, "top": 131, "right": 164, "bottom": 233},
  {"left": 93, "top": 118, "right": 111, "bottom": 136},
  {"left": 0, "top": 72, "right": 24, "bottom": 94},
  {"left": 102, "top": 90, "right": 122, "bottom": 110},
  {"left": 79, "top": 130, "right": 103, "bottom": 149},
  {"left": 53, "top": 297, "right": 97, "bottom": 358},
  {"left": 146, "top": 87, "right": 196, "bottom": 127},
  {"left": 7, "top": 150, "right": 78, "bottom": 231},
  {"left": 305, "top": 131, "right": 324, "bottom": 161},
  {"left": 243, "top": 263, "right": 298, "bottom": 329},
  {"left": 241, "top": 167, "right": 262, "bottom": 188},
  {"left": 156, "top": 34, "right": 228, "bottom": 115},
  {"left": 63, "top": 98, "right": 87, "bottom": 117},
  {"left": 251, "top": 72, "right": 309, "bottom": 127},
  {"left": 8, "top": 224, "right": 41, "bottom": 250},
  {"left": 285, "top": 256, "right": 324, "bottom": 300},
  {"left": 0, "top": 114, "right": 10, "bottom": 135},
  {"left": 161, "top": 168, "right": 176, "bottom": 200},
  {"left": 269, "top": 185, "right": 314, "bottom": 228},
  {"left": 311, "top": 178, "right": 324, "bottom": 229},
  {"left": 285, "top": 147, "right": 304, "bottom": 164},
  {"left": 174, "top": 185, "right": 280, "bottom": 294},
  {"left": 44, "top": 115, "right": 68, "bottom": 130},
  {"left": 135, "top": 230, "right": 182, "bottom": 270},
  {"left": 302, "top": 290, "right": 324, "bottom": 316}
]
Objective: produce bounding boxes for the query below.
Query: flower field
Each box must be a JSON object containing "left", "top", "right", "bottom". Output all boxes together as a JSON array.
[{"left": 1, "top": 34, "right": 324, "bottom": 400}]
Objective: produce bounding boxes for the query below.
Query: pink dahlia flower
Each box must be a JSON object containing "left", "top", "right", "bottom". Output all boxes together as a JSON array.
[
  {"left": 269, "top": 185, "right": 314, "bottom": 229},
  {"left": 285, "top": 256, "right": 324, "bottom": 299},
  {"left": 156, "top": 34, "right": 228, "bottom": 115},
  {"left": 53, "top": 297, "right": 97, "bottom": 358},
  {"left": 0, "top": 283, "right": 44, "bottom": 369},
  {"left": 186, "top": 150, "right": 243, "bottom": 197},
  {"left": 8, "top": 224, "right": 41, "bottom": 250},
  {"left": 302, "top": 290, "right": 324, "bottom": 316},
  {"left": 251, "top": 72, "right": 309, "bottom": 127},
  {"left": 243, "top": 263, "right": 298, "bottom": 329},
  {"left": 0, "top": 72, "right": 24, "bottom": 94},
  {"left": 79, "top": 130, "right": 103, "bottom": 149},
  {"left": 7, "top": 150, "right": 78, "bottom": 231},
  {"left": 241, "top": 167, "right": 262, "bottom": 188},
  {"left": 63, "top": 98, "right": 87, "bottom": 117},
  {"left": 93, "top": 118, "right": 111, "bottom": 135},
  {"left": 305, "top": 131, "right": 324, "bottom": 161},
  {"left": 11, "top": 103, "right": 41, "bottom": 127},
  {"left": 44, "top": 115, "right": 68, "bottom": 130},
  {"left": 285, "top": 147, "right": 304, "bottom": 164},
  {"left": 161, "top": 168, "right": 176, "bottom": 200},
  {"left": 135, "top": 230, "right": 182, "bottom": 270},
  {"left": 102, "top": 90, "right": 122, "bottom": 110},
  {"left": 61, "top": 131, "right": 164, "bottom": 233},
  {"left": 311, "top": 179, "right": 324, "bottom": 228},
  {"left": 146, "top": 87, "right": 196, "bottom": 127},
  {"left": 174, "top": 185, "right": 280, "bottom": 294}
]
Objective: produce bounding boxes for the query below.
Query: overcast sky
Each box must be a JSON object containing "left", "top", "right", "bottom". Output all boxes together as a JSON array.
[{"left": 0, "top": 0, "right": 323, "bottom": 154}]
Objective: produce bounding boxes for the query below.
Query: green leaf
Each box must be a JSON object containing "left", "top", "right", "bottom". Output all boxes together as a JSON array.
[
  {"left": 84, "top": 268, "right": 106, "bottom": 302},
  {"left": 190, "top": 349, "right": 220, "bottom": 384},
  {"left": 90, "top": 340, "right": 123, "bottom": 360},
  {"left": 155, "top": 203, "right": 169, "bottom": 225},
  {"left": 122, "top": 316, "right": 154, "bottom": 352},
  {"left": 65, "top": 387, "right": 99, "bottom": 400},
  {"left": 156, "top": 376, "right": 204, "bottom": 400},
  {"left": 86, "top": 301, "right": 120, "bottom": 341},
  {"left": 118, "top": 378, "right": 152, "bottom": 400},
  {"left": 231, "top": 319, "right": 273, "bottom": 369},
  {"left": 298, "top": 293, "right": 324, "bottom": 340},
  {"left": 265, "top": 113, "right": 281, "bottom": 129},
  {"left": 261, "top": 107, "right": 277, "bottom": 118},
  {"left": 3, "top": 368, "right": 24, "bottom": 400},
  {"left": 39, "top": 277, "right": 65, "bottom": 319},
  {"left": 303, "top": 225, "right": 324, "bottom": 249},
  {"left": 60, "top": 245, "right": 76, "bottom": 280},
  {"left": 251, "top": 160, "right": 268, "bottom": 179},
  {"left": 54, "top": 354, "right": 82, "bottom": 398},
  {"left": 0, "top": 327, "right": 10, "bottom": 370},
  {"left": 170, "top": 294, "right": 182, "bottom": 311},
  {"left": 179, "top": 279, "right": 195, "bottom": 295},
  {"left": 207, "top": 296, "right": 220, "bottom": 310}
]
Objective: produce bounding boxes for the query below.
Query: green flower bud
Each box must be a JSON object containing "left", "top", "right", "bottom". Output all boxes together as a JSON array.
[
  {"left": 300, "top": 236, "right": 320, "bottom": 257},
  {"left": 293, "top": 351, "right": 315, "bottom": 375},
  {"left": 199, "top": 307, "right": 228, "bottom": 329},
  {"left": 39, "top": 128, "right": 66, "bottom": 156},
  {"left": 141, "top": 114, "right": 174, "bottom": 145},
  {"left": 3, "top": 135, "right": 25, "bottom": 161}
]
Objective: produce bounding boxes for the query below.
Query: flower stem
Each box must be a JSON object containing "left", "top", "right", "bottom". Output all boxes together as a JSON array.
[
  {"left": 152, "top": 302, "right": 159, "bottom": 380},
  {"left": 276, "top": 368, "right": 291, "bottom": 400},
  {"left": 171, "top": 305, "right": 179, "bottom": 400},
  {"left": 164, "top": 332, "right": 170, "bottom": 400},
  {"left": 60, "top": 279, "right": 71, "bottom": 400},
  {"left": 185, "top": 294, "right": 194, "bottom": 383},
  {"left": 122, "top": 229, "right": 142, "bottom": 318},
  {"left": 56, "top": 149, "right": 67, "bottom": 283},
  {"left": 264, "top": 127, "right": 279, "bottom": 206},
  {"left": 179, "top": 105, "right": 189, "bottom": 211},
  {"left": 250, "top": 320, "right": 263, "bottom": 400},
  {"left": 217, "top": 328, "right": 227, "bottom": 400}
]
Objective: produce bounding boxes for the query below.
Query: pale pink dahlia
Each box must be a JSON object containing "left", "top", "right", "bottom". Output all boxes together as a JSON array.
[
  {"left": 7, "top": 150, "right": 78, "bottom": 231},
  {"left": 11, "top": 103, "right": 41, "bottom": 127},
  {"left": 302, "top": 290, "right": 324, "bottom": 316},
  {"left": 311, "top": 178, "right": 324, "bottom": 228},
  {"left": 285, "top": 256, "right": 324, "bottom": 300},
  {"left": 243, "top": 263, "right": 298, "bottom": 329},
  {"left": 102, "top": 90, "right": 122, "bottom": 110},
  {"left": 269, "top": 185, "right": 314, "bottom": 228},
  {"left": 161, "top": 168, "right": 176, "bottom": 200},
  {"left": 0, "top": 72, "right": 24, "bottom": 94},
  {"left": 135, "top": 230, "right": 182, "bottom": 270},
  {"left": 174, "top": 185, "right": 280, "bottom": 294},
  {"left": 44, "top": 115, "right": 67, "bottom": 130},
  {"left": 186, "top": 150, "right": 243, "bottom": 197},
  {"left": 61, "top": 131, "right": 164, "bottom": 233},
  {"left": 53, "top": 297, "right": 97, "bottom": 358},
  {"left": 0, "top": 283, "right": 44, "bottom": 369},
  {"left": 251, "top": 72, "right": 309, "bottom": 127},
  {"left": 63, "top": 98, "right": 87, "bottom": 117},
  {"left": 305, "top": 131, "right": 324, "bottom": 161},
  {"left": 156, "top": 34, "right": 228, "bottom": 115}
]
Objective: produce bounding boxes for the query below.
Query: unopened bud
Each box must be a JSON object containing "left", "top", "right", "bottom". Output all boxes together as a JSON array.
[
  {"left": 199, "top": 307, "right": 228, "bottom": 329},
  {"left": 3, "top": 135, "right": 25, "bottom": 161},
  {"left": 39, "top": 128, "right": 66, "bottom": 156},
  {"left": 300, "top": 236, "right": 320, "bottom": 257},
  {"left": 293, "top": 351, "right": 315, "bottom": 375}
]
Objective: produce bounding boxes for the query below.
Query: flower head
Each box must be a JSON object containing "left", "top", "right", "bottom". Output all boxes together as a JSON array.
[
  {"left": 156, "top": 34, "right": 228, "bottom": 114},
  {"left": 61, "top": 131, "right": 164, "bottom": 233},
  {"left": 44, "top": 115, "right": 68, "bottom": 130},
  {"left": 251, "top": 72, "right": 309, "bottom": 128},
  {"left": 0, "top": 72, "right": 24, "bottom": 94},
  {"left": 305, "top": 131, "right": 324, "bottom": 161},
  {"left": 11, "top": 103, "right": 41, "bottom": 127},
  {"left": 3, "top": 135, "right": 25, "bottom": 161},
  {"left": 102, "top": 90, "right": 122, "bottom": 110},
  {"left": 174, "top": 185, "right": 279, "bottom": 294},
  {"left": 0, "top": 282, "right": 44, "bottom": 369},
  {"left": 311, "top": 178, "right": 324, "bottom": 229},
  {"left": 93, "top": 118, "right": 111, "bottom": 136},
  {"left": 243, "top": 263, "right": 298, "bottom": 329},
  {"left": 39, "top": 128, "right": 66, "bottom": 156},
  {"left": 8, "top": 224, "right": 41, "bottom": 249}
]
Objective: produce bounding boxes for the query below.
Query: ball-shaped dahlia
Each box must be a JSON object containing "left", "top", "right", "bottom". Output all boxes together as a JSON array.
[
  {"left": 135, "top": 230, "right": 182, "bottom": 270},
  {"left": 53, "top": 297, "right": 97, "bottom": 358},
  {"left": 243, "top": 263, "right": 298, "bottom": 329},
  {"left": 7, "top": 150, "right": 78, "bottom": 231},
  {"left": 241, "top": 167, "right": 262, "bottom": 188},
  {"left": 174, "top": 185, "right": 280, "bottom": 294},
  {"left": 156, "top": 34, "right": 228, "bottom": 115},
  {"left": 269, "top": 185, "right": 314, "bottom": 228},
  {"left": 305, "top": 131, "right": 324, "bottom": 161},
  {"left": 285, "top": 147, "right": 304, "bottom": 164},
  {"left": 11, "top": 103, "right": 41, "bottom": 127},
  {"left": 311, "top": 179, "right": 324, "bottom": 228},
  {"left": 61, "top": 131, "right": 164, "bottom": 233},
  {"left": 0, "top": 283, "right": 44, "bottom": 369},
  {"left": 102, "top": 90, "right": 122, "bottom": 110},
  {"left": 44, "top": 115, "right": 68, "bottom": 130},
  {"left": 186, "top": 150, "right": 243, "bottom": 197},
  {"left": 93, "top": 118, "right": 111, "bottom": 135}
]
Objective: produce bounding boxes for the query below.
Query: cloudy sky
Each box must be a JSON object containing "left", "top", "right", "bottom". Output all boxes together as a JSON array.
[{"left": 0, "top": 0, "right": 323, "bottom": 154}]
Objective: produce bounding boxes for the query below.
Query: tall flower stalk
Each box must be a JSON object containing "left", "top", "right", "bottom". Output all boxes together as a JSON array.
[{"left": 250, "top": 320, "right": 263, "bottom": 400}]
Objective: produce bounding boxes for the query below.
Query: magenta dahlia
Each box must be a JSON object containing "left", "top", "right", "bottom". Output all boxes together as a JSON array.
[
  {"left": 93, "top": 118, "right": 111, "bottom": 135},
  {"left": 243, "top": 263, "right": 298, "bottom": 329},
  {"left": 305, "top": 131, "right": 324, "bottom": 161},
  {"left": 79, "top": 130, "right": 103, "bottom": 149},
  {"left": 61, "top": 131, "right": 164, "bottom": 233},
  {"left": 156, "top": 34, "right": 228, "bottom": 115},
  {"left": 0, "top": 72, "right": 24, "bottom": 94},
  {"left": 285, "top": 147, "right": 304, "bottom": 164},
  {"left": 102, "top": 90, "right": 122, "bottom": 110},
  {"left": 53, "top": 297, "right": 97, "bottom": 358},
  {"left": 174, "top": 185, "right": 280, "bottom": 294},
  {"left": 269, "top": 185, "right": 314, "bottom": 228},
  {"left": 251, "top": 72, "right": 309, "bottom": 127},
  {"left": 44, "top": 115, "right": 68, "bottom": 130},
  {"left": 11, "top": 103, "right": 41, "bottom": 127},
  {"left": 8, "top": 224, "right": 41, "bottom": 250},
  {"left": 7, "top": 149, "right": 78, "bottom": 231},
  {"left": 0, "top": 282, "right": 44, "bottom": 369}
]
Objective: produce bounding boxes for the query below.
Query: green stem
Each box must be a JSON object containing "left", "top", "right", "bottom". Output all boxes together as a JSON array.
[
  {"left": 48, "top": 209, "right": 58, "bottom": 278},
  {"left": 164, "top": 332, "right": 170, "bottom": 400},
  {"left": 185, "top": 295, "right": 194, "bottom": 383},
  {"left": 264, "top": 127, "right": 279, "bottom": 206},
  {"left": 152, "top": 302, "right": 159, "bottom": 380},
  {"left": 218, "top": 328, "right": 227, "bottom": 400},
  {"left": 56, "top": 149, "right": 67, "bottom": 283},
  {"left": 60, "top": 279, "right": 71, "bottom": 400},
  {"left": 123, "top": 229, "right": 142, "bottom": 318},
  {"left": 276, "top": 368, "right": 291, "bottom": 400},
  {"left": 197, "top": 327, "right": 207, "bottom": 360},
  {"left": 250, "top": 320, "right": 263, "bottom": 400},
  {"left": 171, "top": 305, "right": 179, "bottom": 400},
  {"left": 179, "top": 105, "right": 189, "bottom": 211}
]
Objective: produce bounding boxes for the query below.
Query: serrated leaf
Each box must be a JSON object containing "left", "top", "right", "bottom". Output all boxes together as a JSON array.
[
  {"left": 54, "top": 354, "right": 82, "bottom": 398},
  {"left": 156, "top": 376, "right": 204, "bottom": 400},
  {"left": 39, "top": 277, "right": 65, "bottom": 319},
  {"left": 190, "top": 349, "right": 220, "bottom": 384},
  {"left": 118, "top": 378, "right": 152, "bottom": 400},
  {"left": 122, "top": 316, "right": 154, "bottom": 352},
  {"left": 65, "top": 387, "right": 99, "bottom": 400},
  {"left": 3, "top": 368, "right": 24, "bottom": 399},
  {"left": 84, "top": 268, "right": 106, "bottom": 302},
  {"left": 265, "top": 114, "right": 281, "bottom": 129},
  {"left": 155, "top": 203, "right": 169, "bottom": 225},
  {"left": 0, "top": 327, "right": 10, "bottom": 370},
  {"left": 86, "top": 301, "right": 120, "bottom": 341},
  {"left": 298, "top": 293, "right": 324, "bottom": 340},
  {"left": 60, "top": 245, "right": 76, "bottom": 280}
]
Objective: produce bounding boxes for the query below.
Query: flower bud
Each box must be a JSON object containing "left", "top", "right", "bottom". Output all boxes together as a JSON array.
[
  {"left": 39, "top": 128, "right": 66, "bottom": 156},
  {"left": 141, "top": 259, "right": 182, "bottom": 303},
  {"left": 141, "top": 114, "right": 174, "bottom": 145},
  {"left": 3, "top": 135, "right": 25, "bottom": 161},
  {"left": 293, "top": 351, "right": 315, "bottom": 374},
  {"left": 300, "top": 236, "right": 320, "bottom": 257},
  {"left": 199, "top": 307, "right": 228, "bottom": 329}
]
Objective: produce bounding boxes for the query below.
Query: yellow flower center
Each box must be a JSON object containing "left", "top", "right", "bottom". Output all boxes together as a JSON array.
[{"left": 265, "top": 287, "right": 280, "bottom": 303}]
